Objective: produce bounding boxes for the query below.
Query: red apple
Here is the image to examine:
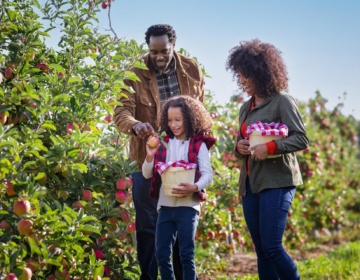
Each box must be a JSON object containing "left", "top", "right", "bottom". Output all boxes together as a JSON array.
[
  {"left": 101, "top": 2, "right": 107, "bottom": 9},
  {"left": 4, "top": 273, "right": 18, "bottom": 280},
  {"left": 125, "top": 222, "right": 136, "bottom": 233},
  {"left": 19, "top": 267, "right": 32, "bottom": 280},
  {"left": 94, "top": 249, "right": 103, "bottom": 260},
  {"left": 0, "top": 112, "right": 7, "bottom": 124},
  {"left": 66, "top": 123, "right": 74, "bottom": 135},
  {"left": 17, "top": 219, "right": 33, "bottom": 235},
  {"left": 115, "top": 190, "right": 127, "bottom": 203},
  {"left": 116, "top": 178, "right": 127, "bottom": 190},
  {"left": 5, "top": 67, "right": 13, "bottom": 79},
  {"left": 72, "top": 201, "right": 84, "bottom": 210},
  {"left": 13, "top": 200, "right": 31, "bottom": 216},
  {"left": 147, "top": 135, "right": 160, "bottom": 148},
  {"left": 36, "top": 63, "right": 48, "bottom": 72},
  {"left": 5, "top": 181, "right": 16, "bottom": 196},
  {"left": 7, "top": 114, "right": 19, "bottom": 125},
  {"left": 0, "top": 220, "right": 11, "bottom": 231},
  {"left": 108, "top": 217, "right": 118, "bottom": 224},
  {"left": 118, "top": 210, "right": 130, "bottom": 222},
  {"left": 125, "top": 177, "right": 132, "bottom": 188},
  {"left": 82, "top": 190, "right": 92, "bottom": 202},
  {"left": 104, "top": 115, "right": 112, "bottom": 123},
  {"left": 207, "top": 231, "right": 215, "bottom": 239}
]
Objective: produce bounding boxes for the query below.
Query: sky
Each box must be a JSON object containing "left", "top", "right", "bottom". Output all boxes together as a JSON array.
[
  {"left": 42, "top": 0, "right": 360, "bottom": 119},
  {"left": 93, "top": 0, "right": 360, "bottom": 119}
]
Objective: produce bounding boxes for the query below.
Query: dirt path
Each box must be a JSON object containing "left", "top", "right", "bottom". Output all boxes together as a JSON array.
[{"left": 200, "top": 241, "right": 341, "bottom": 279}]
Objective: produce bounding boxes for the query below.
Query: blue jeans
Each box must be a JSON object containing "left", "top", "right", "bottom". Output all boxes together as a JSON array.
[
  {"left": 242, "top": 177, "right": 300, "bottom": 280},
  {"left": 132, "top": 172, "right": 158, "bottom": 280},
  {"left": 156, "top": 207, "right": 199, "bottom": 280}
]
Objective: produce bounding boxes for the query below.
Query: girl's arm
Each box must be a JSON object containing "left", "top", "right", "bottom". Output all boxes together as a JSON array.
[
  {"left": 194, "top": 143, "right": 213, "bottom": 191},
  {"left": 142, "top": 159, "right": 154, "bottom": 179}
]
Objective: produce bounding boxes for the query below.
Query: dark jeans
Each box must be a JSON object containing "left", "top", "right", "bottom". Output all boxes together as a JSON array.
[
  {"left": 242, "top": 177, "right": 300, "bottom": 280},
  {"left": 156, "top": 207, "right": 199, "bottom": 280},
  {"left": 132, "top": 172, "right": 184, "bottom": 280}
]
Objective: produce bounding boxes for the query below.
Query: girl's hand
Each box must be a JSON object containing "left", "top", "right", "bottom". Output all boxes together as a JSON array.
[
  {"left": 250, "top": 144, "right": 268, "bottom": 161},
  {"left": 172, "top": 183, "right": 198, "bottom": 198},
  {"left": 145, "top": 138, "right": 160, "bottom": 162},
  {"left": 236, "top": 139, "right": 251, "bottom": 155}
]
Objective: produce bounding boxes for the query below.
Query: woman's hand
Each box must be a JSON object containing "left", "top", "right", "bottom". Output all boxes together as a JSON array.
[
  {"left": 236, "top": 139, "right": 251, "bottom": 155},
  {"left": 172, "top": 183, "right": 198, "bottom": 198},
  {"left": 250, "top": 144, "right": 268, "bottom": 161}
]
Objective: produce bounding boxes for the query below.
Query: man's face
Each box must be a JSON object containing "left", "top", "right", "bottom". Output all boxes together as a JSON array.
[{"left": 148, "top": 34, "right": 175, "bottom": 71}]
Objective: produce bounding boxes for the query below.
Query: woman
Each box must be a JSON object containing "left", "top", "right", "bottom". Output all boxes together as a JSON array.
[{"left": 226, "top": 39, "right": 308, "bottom": 279}]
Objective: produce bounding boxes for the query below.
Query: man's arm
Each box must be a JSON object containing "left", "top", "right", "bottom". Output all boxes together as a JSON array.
[
  {"left": 113, "top": 80, "right": 156, "bottom": 139},
  {"left": 113, "top": 81, "right": 139, "bottom": 136}
]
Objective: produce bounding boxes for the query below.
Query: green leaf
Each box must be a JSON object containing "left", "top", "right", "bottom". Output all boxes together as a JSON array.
[
  {"left": 78, "top": 225, "right": 100, "bottom": 234},
  {"left": 80, "top": 216, "right": 98, "bottom": 223},
  {"left": 48, "top": 64, "right": 65, "bottom": 74},
  {"left": 124, "top": 71, "right": 140, "bottom": 82},
  {"left": 68, "top": 77, "right": 82, "bottom": 83},
  {"left": 133, "top": 61, "right": 148, "bottom": 70},
  {"left": 40, "top": 122, "right": 57, "bottom": 130},
  {"left": 34, "top": 172, "right": 46, "bottom": 181},
  {"left": 27, "top": 235, "right": 42, "bottom": 256}
]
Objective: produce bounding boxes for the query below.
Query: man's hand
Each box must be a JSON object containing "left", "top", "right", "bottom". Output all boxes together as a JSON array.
[{"left": 133, "top": 122, "right": 155, "bottom": 139}]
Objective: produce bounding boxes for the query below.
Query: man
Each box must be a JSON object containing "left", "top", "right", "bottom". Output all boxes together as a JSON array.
[{"left": 113, "top": 24, "right": 204, "bottom": 280}]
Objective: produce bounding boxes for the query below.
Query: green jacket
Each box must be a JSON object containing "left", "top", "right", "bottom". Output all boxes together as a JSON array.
[
  {"left": 235, "top": 92, "right": 309, "bottom": 196},
  {"left": 113, "top": 51, "right": 205, "bottom": 170}
]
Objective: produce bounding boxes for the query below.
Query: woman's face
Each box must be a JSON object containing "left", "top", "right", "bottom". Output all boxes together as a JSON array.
[
  {"left": 237, "top": 72, "right": 256, "bottom": 96},
  {"left": 167, "top": 107, "right": 186, "bottom": 140}
]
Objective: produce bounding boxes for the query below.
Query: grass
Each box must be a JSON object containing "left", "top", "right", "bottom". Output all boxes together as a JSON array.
[{"left": 198, "top": 241, "right": 360, "bottom": 280}]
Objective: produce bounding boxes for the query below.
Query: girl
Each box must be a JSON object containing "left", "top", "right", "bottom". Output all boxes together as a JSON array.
[{"left": 142, "top": 96, "right": 215, "bottom": 280}]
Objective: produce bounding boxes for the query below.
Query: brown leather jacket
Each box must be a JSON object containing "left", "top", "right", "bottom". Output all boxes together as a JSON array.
[{"left": 113, "top": 51, "right": 205, "bottom": 169}]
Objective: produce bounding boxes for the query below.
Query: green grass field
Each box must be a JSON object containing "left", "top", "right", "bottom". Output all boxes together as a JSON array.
[{"left": 198, "top": 241, "right": 360, "bottom": 280}]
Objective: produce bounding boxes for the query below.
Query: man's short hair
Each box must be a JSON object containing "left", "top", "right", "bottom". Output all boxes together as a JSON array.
[{"left": 145, "top": 24, "right": 177, "bottom": 44}]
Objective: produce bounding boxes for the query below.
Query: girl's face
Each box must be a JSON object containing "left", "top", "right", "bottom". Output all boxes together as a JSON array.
[
  {"left": 237, "top": 71, "right": 257, "bottom": 96},
  {"left": 167, "top": 107, "right": 186, "bottom": 140}
]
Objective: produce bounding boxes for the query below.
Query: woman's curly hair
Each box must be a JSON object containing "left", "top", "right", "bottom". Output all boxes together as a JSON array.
[
  {"left": 159, "top": 96, "right": 212, "bottom": 139},
  {"left": 225, "top": 39, "right": 288, "bottom": 98},
  {"left": 145, "top": 24, "right": 177, "bottom": 45}
]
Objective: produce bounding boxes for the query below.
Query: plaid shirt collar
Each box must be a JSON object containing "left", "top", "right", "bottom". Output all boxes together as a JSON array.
[{"left": 152, "top": 58, "right": 180, "bottom": 105}]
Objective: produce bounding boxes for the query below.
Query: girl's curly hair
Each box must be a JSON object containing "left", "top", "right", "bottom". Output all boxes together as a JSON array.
[
  {"left": 225, "top": 39, "right": 288, "bottom": 98},
  {"left": 159, "top": 96, "right": 212, "bottom": 139}
]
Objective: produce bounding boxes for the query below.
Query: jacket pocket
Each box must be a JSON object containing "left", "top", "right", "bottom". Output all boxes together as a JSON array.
[{"left": 139, "top": 93, "right": 156, "bottom": 108}]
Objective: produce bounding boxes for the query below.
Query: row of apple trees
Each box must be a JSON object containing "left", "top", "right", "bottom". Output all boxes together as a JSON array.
[
  {"left": 0, "top": 0, "right": 144, "bottom": 279},
  {"left": 1, "top": 0, "right": 360, "bottom": 279}
]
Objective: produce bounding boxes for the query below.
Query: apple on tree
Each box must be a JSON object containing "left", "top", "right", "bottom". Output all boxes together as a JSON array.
[
  {"left": 13, "top": 200, "right": 31, "bottom": 216},
  {"left": 115, "top": 190, "right": 127, "bottom": 204},
  {"left": 17, "top": 219, "right": 33, "bottom": 235}
]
